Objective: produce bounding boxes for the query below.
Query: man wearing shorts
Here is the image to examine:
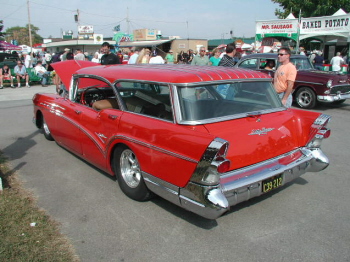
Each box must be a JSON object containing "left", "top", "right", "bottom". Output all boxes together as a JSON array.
[{"left": 274, "top": 47, "right": 297, "bottom": 107}]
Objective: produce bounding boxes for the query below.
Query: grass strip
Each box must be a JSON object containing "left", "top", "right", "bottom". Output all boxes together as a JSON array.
[{"left": 0, "top": 152, "right": 80, "bottom": 261}]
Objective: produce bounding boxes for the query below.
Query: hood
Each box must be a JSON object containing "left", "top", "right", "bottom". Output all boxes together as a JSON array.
[
  {"left": 51, "top": 60, "right": 99, "bottom": 89},
  {"left": 203, "top": 110, "right": 302, "bottom": 170},
  {"left": 297, "top": 69, "right": 350, "bottom": 85}
]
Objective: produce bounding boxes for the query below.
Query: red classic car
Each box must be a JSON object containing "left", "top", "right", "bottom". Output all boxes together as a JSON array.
[
  {"left": 235, "top": 53, "right": 350, "bottom": 109},
  {"left": 32, "top": 61, "right": 331, "bottom": 219}
]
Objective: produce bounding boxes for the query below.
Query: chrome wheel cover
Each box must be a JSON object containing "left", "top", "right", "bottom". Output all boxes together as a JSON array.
[
  {"left": 297, "top": 90, "right": 312, "bottom": 107},
  {"left": 120, "top": 149, "right": 141, "bottom": 188},
  {"left": 43, "top": 120, "right": 51, "bottom": 135}
]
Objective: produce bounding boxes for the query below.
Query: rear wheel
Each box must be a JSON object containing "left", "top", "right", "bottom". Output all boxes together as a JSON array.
[
  {"left": 113, "top": 146, "right": 152, "bottom": 201},
  {"left": 42, "top": 116, "right": 54, "bottom": 141},
  {"left": 295, "top": 87, "right": 316, "bottom": 109}
]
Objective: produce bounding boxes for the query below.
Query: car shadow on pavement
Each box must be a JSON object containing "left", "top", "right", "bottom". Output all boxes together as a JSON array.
[
  {"left": 224, "top": 176, "right": 308, "bottom": 217},
  {"left": 315, "top": 102, "right": 350, "bottom": 111},
  {"left": 291, "top": 101, "right": 350, "bottom": 112},
  {"left": 151, "top": 197, "right": 219, "bottom": 229},
  {"left": 1, "top": 130, "right": 40, "bottom": 186},
  {"left": 2, "top": 130, "right": 40, "bottom": 161},
  {"left": 151, "top": 176, "right": 307, "bottom": 227}
]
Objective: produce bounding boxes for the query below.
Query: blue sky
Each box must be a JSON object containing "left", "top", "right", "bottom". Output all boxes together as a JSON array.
[{"left": 1, "top": 0, "right": 281, "bottom": 39}]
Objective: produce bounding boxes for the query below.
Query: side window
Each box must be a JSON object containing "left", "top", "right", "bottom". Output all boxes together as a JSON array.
[
  {"left": 73, "top": 77, "right": 116, "bottom": 109},
  {"left": 116, "top": 81, "right": 173, "bottom": 121},
  {"left": 260, "top": 59, "right": 276, "bottom": 70},
  {"left": 238, "top": 59, "right": 258, "bottom": 69}
]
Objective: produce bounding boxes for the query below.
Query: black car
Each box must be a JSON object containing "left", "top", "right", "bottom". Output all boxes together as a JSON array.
[
  {"left": 0, "top": 53, "right": 19, "bottom": 69},
  {"left": 235, "top": 53, "right": 350, "bottom": 108}
]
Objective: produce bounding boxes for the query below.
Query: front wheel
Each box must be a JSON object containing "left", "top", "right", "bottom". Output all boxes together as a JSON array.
[
  {"left": 295, "top": 87, "right": 317, "bottom": 109},
  {"left": 113, "top": 146, "right": 152, "bottom": 201},
  {"left": 42, "top": 116, "right": 54, "bottom": 141}
]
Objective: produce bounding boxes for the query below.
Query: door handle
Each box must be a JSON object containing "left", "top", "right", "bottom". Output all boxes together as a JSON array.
[
  {"left": 75, "top": 110, "right": 81, "bottom": 114},
  {"left": 108, "top": 114, "right": 118, "bottom": 120}
]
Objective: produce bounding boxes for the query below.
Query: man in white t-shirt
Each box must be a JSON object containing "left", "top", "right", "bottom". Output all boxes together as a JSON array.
[
  {"left": 24, "top": 52, "right": 32, "bottom": 68},
  {"left": 34, "top": 61, "right": 49, "bottom": 86},
  {"left": 128, "top": 49, "right": 139, "bottom": 64},
  {"left": 330, "top": 52, "right": 345, "bottom": 71},
  {"left": 74, "top": 49, "right": 85, "bottom": 60},
  {"left": 149, "top": 51, "right": 165, "bottom": 64}
]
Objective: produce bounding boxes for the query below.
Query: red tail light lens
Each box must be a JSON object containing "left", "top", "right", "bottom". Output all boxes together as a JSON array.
[
  {"left": 320, "top": 128, "right": 331, "bottom": 139},
  {"left": 216, "top": 143, "right": 228, "bottom": 158},
  {"left": 217, "top": 160, "right": 231, "bottom": 173}
]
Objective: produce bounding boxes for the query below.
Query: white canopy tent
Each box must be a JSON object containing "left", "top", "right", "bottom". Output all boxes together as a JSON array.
[{"left": 299, "top": 9, "right": 350, "bottom": 42}]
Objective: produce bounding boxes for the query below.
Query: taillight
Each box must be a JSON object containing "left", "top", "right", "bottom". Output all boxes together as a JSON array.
[
  {"left": 217, "top": 160, "right": 230, "bottom": 173},
  {"left": 217, "top": 143, "right": 228, "bottom": 158},
  {"left": 317, "top": 128, "right": 331, "bottom": 139},
  {"left": 307, "top": 114, "right": 331, "bottom": 148},
  {"left": 190, "top": 138, "right": 230, "bottom": 185}
]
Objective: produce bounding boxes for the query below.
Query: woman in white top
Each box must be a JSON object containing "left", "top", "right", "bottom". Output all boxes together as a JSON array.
[{"left": 91, "top": 53, "right": 100, "bottom": 63}]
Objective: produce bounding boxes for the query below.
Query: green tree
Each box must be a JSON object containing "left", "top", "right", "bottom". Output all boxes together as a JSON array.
[
  {"left": 0, "top": 20, "right": 5, "bottom": 40},
  {"left": 4, "top": 24, "right": 43, "bottom": 46},
  {"left": 271, "top": 0, "right": 350, "bottom": 18}
]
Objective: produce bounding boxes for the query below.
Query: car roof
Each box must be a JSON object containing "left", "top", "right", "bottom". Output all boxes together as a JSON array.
[
  {"left": 0, "top": 53, "right": 18, "bottom": 62},
  {"left": 76, "top": 64, "right": 271, "bottom": 84},
  {"left": 241, "top": 53, "right": 307, "bottom": 59}
]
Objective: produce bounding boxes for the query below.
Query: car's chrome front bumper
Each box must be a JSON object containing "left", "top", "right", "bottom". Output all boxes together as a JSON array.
[
  {"left": 143, "top": 147, "right": 329, "bottom": 219},
  {"left": 317, "top": 93, "right": 350, "bottom": 102}
]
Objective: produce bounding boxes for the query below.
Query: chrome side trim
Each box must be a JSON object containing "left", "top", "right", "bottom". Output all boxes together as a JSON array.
[
  {"left": 143, "top": 172, "right": 181, "bottom": 207},
  {"left": 37, "top": 104, "right": 197, "bottom": 164},
  {"left": 108, "top": 135, "right": 198, "bottom": 164},
  {"left": 295, "top": 80, "right": 323, "bottom": 86},
  {"left": 177, "top": 108, "right": 286, "bottom": 126}
]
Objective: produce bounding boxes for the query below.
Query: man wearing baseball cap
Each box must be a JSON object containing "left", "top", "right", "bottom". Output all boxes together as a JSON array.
[{"left": 61, "top": 48, "right": 70, "bottom": 61}]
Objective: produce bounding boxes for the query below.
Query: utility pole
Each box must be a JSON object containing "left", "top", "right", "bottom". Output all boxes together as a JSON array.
[
  {"left": 76, "top": 9, "right": 80, "bottom": 26},
  {"left": 126, "top": 7, "right": 130, "bottom": 35},
  {"left": 27, "top": 0, "right": 33, "bottom": 52}
]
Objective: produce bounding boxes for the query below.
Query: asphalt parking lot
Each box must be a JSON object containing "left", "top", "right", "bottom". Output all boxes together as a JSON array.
[{"left": 0, "top": 84, "right": 56, "bottom": 102}]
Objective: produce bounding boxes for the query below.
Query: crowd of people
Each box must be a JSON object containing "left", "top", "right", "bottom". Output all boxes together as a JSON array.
[
  {"left": 1, "top": 41, "right": 349, "bottom": 110},
  {"left": 299, "top": 47, "right": 349, "bottom": 72},
  {"left": 123, "top": 44, "right": 244, "bottom": 66}
]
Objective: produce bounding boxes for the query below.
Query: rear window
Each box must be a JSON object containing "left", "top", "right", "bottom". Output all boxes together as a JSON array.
[
  {"left": 289, "top": 57, "right": 313, "bottom": 70},
  {"left": 177, "top": 81, "right": 282, "bottom": 121}
]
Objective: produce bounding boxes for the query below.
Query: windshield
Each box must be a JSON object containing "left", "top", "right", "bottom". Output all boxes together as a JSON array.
[{"left": 177, "top": 81, "right": 282, "bottom": 121}]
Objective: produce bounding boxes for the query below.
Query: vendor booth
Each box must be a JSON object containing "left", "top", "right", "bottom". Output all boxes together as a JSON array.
[
  {"left": 255, "top": 9, "right": 350, "bottom": 60},
  {"left": 299, "top": 9, "right": 350, "bottom": 60}
]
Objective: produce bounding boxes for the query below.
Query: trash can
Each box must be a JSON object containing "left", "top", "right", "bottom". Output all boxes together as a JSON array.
[
  {"left": 341, "top": 65, "right": 348, "bottom": 73},
  {"left": 323, "top": 64, "right": 331, "bottom": 71}
]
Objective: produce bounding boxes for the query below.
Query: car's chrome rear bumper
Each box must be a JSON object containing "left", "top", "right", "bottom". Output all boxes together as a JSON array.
[{"left": 143, "top": 147, "right": 329, "bottom": 219}]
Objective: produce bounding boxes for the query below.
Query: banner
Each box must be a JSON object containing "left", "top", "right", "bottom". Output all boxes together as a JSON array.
[
  {"left": 255, "top": 19, "right": 299, "bottom": 41},
  {"left": 300, "top": 14, "right": 350, "bottom": 34},
  {"left": 78, "top": 25, "right": 94, "bottom": 34}
]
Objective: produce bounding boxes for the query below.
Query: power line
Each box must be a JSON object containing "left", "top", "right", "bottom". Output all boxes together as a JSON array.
[{"left": 2, "top": 4, "right": 24, "bottom": 19}]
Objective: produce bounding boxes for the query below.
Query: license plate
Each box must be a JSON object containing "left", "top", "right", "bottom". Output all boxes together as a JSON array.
[{"left": 262, "top": 174, "right": 283, "bottom": 193}]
